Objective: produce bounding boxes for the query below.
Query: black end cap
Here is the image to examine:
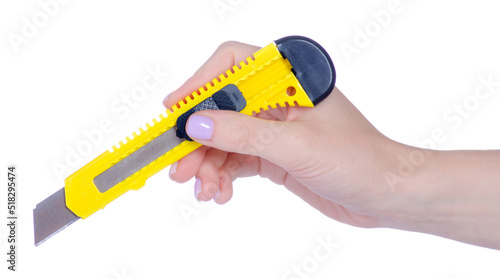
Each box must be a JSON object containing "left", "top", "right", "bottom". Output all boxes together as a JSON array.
[{"left": 275, "top": 36, "right": 336, "bottom": 106}]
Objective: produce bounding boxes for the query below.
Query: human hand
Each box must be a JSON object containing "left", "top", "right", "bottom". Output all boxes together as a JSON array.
[
  {"left": 164, "top": 41, "right": 398, "bottom": 228},
  {"left": 164, "top": 41, "right": 500, "bottom": 250}
]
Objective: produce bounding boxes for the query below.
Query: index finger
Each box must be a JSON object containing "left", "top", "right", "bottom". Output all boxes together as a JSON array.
[{"left": 163, "top": 41, "right": 260, "bottom": 110}]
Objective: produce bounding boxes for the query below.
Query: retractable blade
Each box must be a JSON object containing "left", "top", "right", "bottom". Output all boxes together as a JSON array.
[{"left": 33, "top": 36, "right": 336, "bottom": 246}]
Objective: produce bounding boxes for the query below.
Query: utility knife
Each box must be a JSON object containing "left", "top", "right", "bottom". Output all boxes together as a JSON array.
[{"left": 33, "top": 36, "right": 336, "bottom": 246}]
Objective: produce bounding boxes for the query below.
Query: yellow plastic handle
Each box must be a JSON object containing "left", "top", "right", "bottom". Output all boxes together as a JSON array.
[{"left": 65, "top": 41, "right": 315, "bottom": 219}]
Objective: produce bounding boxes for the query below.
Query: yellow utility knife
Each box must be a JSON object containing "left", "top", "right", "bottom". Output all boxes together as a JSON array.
[{"left": 33, "top": 36, "right": 336, "bottom": 246}]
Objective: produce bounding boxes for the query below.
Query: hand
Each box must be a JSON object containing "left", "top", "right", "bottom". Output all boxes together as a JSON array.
[
  {"left": 164, "top": 41, "right": 500, "bottom": 250},
  {"left": 164, "top": 41, "right": 397, "bottom": 228}
]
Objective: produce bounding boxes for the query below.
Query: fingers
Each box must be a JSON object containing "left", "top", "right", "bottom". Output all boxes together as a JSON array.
[
  {"left": 195, "top": 148, "right": 227, "bottom": 202},
  {"left": 193, "top": 151, "right": 257, "bottom": 204},
  {"left": 163, "top": 41, "right": 260, "bottom": 110},
  {"left": 169, "top": 146, "right": 208, "bottom": 183},
  {"left": 189, "top": 152, "right": 260, "bottom": 205},
  {"left": 213, "top": 169, "right": 233, "bottom": 205},
  {"left": 165, "top": 41, "right": 261, "bottom": 203}
]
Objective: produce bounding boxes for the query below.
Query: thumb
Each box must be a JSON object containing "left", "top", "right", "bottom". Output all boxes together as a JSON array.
[{"left": 185, "top": 110, "right": 305, "bottom": 167}]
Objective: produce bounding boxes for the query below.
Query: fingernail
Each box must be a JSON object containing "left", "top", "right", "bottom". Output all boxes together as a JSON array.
[
  {"left": 169, "top": 161, "right": 178, "bottom": 178},
  {"left": 186, "top": 115, "right": 214, "bottom": 140},
  {"left": 213, "top": 190, "right": 220, "bottom": 204},
  {"left": 162, "top": 92, "right": 173, "bottom": 106},
  {"left": 194, "top": 178, "right": 202, "bottom": 201}
]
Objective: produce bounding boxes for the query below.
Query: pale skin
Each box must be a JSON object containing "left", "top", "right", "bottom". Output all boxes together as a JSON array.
[{"left": 164, "top": 41, "right": 500, "bottom": 250}]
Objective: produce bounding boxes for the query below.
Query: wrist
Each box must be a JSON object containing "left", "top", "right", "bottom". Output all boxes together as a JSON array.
[
  {"left": 373, "top": 141, "right": 431, "bottom": 227},
  {"left": 375, "top": 146, "right": 500, "bottom": 249},
  {"left": 374, "top": 142, "right": 453, "bottom": 232}
]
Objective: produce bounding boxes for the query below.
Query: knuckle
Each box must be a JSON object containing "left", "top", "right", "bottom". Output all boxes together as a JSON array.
[
  {"left": 217, "top": 41, "right": 240, "bottom": 52},
  {"left": 205, "top": 184, "right": 218, "bottom": 197},
  {"left": 224, "top": 159, "right": 241, "bottom": 178}
]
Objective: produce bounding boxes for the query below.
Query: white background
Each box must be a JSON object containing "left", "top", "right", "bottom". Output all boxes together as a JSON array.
[{"left": 1, "top": 0, "right": 500, "bottom": 278}]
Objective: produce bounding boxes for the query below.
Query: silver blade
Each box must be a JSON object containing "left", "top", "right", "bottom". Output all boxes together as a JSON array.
[
  {"left": 33, "top": 127, "right": 183, "bottom": 246},
  {"left": 93, "top": 127, "right": 183, "bottom": 193},
  {"left": 33, "top": 187, "right": 80, "bottom": 246},
  {"left": 32, "top": 89, "right": 236, "bottom": 245}
]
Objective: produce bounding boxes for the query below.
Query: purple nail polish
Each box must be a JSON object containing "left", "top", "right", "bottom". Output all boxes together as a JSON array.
[
  {"left": 186, "top": 115, "right": 214, "bottom": 140},
  {"left": 169, "top": 161, "right": 178, "bottom": 177},
  {"left": 194, "top": 178, "right": 202, "bottom": 201},
  {"left": 162, "top": 92, "right": 172, "bottom": 106},
  {"left": 213, "top": 190, "right": 220, "bottom": 204}
]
